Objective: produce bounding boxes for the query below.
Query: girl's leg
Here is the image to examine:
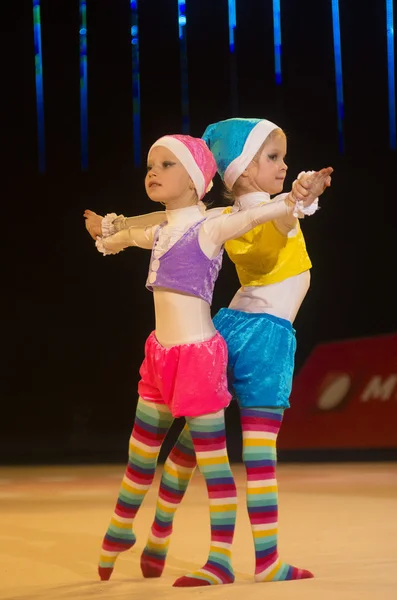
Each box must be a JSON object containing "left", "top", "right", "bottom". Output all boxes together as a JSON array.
[
  {"left": 98, "top": 398, "right": 174, "bottom": 580},
  {"left": 140, "top": 423, "right": 197, "bottom": 577},
  {"left": 173, "top": 410, "right": 237, "bottom": 587},
  {"left": 241, "top": 407, "right": 313, "bottom": 582}
]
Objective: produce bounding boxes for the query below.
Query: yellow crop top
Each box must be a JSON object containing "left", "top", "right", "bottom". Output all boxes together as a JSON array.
[{"left": 223, "top": 206, "right": 312, "bottom": 287}]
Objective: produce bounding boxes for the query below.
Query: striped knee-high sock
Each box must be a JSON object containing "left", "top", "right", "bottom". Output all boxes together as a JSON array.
[
  {"left": 173, "top": 411, "right": 237, "bottom": 588},
  {"left": 241, "top": 407, "right": 313, "bottom": 582},
  {"left": 140, "top": 423, "right": 197, "bottom": 577},
  {"left": 98, "top": 399, "right": 173, "bottom": 581}
]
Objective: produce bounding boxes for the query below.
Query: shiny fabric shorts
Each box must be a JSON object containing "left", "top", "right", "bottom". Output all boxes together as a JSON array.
[
  {"left": 138, "top": 331, "right": 231, "bottom": 418},
  {"left": 213, "top": 308, "right": 296, "bottom": 409}
]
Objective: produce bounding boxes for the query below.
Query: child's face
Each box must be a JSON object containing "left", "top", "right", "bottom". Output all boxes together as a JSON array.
[
  {"left": 145, "top": 146, "right": 194, "bottom": 205},
  {"left": 247, "top": 132, "right": 288, "bottom": 195}
]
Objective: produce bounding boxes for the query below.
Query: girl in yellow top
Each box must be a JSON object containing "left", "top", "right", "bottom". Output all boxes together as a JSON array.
[{"left": 138, "top": 118, "right": 332, "bottom": 584}]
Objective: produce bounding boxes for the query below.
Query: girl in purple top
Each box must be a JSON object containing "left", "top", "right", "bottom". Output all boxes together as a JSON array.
[{"left": 85, "top": 133, "right": 316, "bottom": 587}]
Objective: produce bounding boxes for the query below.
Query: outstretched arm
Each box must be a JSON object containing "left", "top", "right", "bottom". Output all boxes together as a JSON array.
[
  {"left": 202, "top": 194, "right": 297, "bottom": 252},
  {"left": 273, "top": 167, "right": 333, "bottom": 235},
  {"left": 201, "top": 166, "right": 333, "bottom": 255},
  {"left": 84, "top": 209, "right": 166, "bottom": 240},
  {"left": 93, "top": 225, "right": 157, "bottom": 255}
]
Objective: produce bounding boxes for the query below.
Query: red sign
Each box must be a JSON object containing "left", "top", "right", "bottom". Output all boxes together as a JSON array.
[{"left": 278, "top": 333, "right": 397, "bottom": 450}]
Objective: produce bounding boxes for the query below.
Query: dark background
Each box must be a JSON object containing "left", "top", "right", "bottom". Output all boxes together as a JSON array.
[{"left": 2, "top": 0, "right": 396, "bottom": 464}]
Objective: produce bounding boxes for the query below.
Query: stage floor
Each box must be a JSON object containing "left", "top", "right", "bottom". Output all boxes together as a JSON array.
[{"left": 1, "top": 462, "right": 396, "bottom": 600}]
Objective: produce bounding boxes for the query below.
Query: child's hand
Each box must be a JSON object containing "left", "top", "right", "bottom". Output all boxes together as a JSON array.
[
  {"left": 294, "top": 168, "right": 333, "bottom": 208},
  {"left": 84, "top": 209, "right": 103, "bottom": 240}
]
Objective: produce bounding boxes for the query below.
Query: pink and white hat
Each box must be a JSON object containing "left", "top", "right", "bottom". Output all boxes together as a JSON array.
[{"left": 149, "top": 134, "right": 217, "bottom": 200}]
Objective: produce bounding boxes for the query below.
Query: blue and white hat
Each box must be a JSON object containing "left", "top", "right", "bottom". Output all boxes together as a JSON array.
[{"left": 202, "top": 117, "right": 280, "bottom": 189}]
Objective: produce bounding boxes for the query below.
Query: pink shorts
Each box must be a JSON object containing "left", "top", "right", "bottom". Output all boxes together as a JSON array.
[{"left": 138, "top": 331, "right": 231, "bottom": 418}]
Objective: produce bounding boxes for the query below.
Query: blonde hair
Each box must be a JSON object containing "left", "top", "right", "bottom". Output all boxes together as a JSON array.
[{"left": 223, "top": 128, "right": 286, "bottom": 204}]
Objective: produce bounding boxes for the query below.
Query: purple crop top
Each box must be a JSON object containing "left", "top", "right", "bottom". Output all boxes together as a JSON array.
[{"left": 146, "top": 219, "right": 223, "bottom": 305}]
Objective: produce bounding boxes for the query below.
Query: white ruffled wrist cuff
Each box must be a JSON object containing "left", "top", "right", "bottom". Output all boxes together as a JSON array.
[
  {"left": 101, "top": 213, "right": 118, "bottom": 238},
  {"left": 292, "top": 171, "right": 320, "bottom": 218},
  {"left": 293, "top": 198, "right": 319, "bottom": 218},
  {"left": 95, "top": 237, "right": 123, "bottom": 256}
]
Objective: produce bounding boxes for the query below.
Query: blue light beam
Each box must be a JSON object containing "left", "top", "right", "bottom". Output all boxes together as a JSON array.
[
  {"left": 33, "top": 0, "right": 46, "bottom": 173},
  {"left": 228, "top": 0, "right": 236, "bottom": 53},
  {"left": 178, "top": 1, "right": 189, "bottom": 133},
  {"left": 331, "top": 0, "right": 345, "bottom": 153},
  {"left": 273, "top": 0, "right": 282, "bottom": 84},
  {"left": 386, "top": 0, "right": 396, "bottom": 150},
  {"left": 228, "top": 0, "right": 238, "bottom": 114},
  {"left": 80, "top": 1, "right": 88, "bottom": 170},
  {"left": 131, "top": 1, "right": 141, "bottom": 167}
]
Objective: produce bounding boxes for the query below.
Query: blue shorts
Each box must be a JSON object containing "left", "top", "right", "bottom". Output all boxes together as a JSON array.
[{"left": 212, "top": 308, "right": 296, "bottom": 409}]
